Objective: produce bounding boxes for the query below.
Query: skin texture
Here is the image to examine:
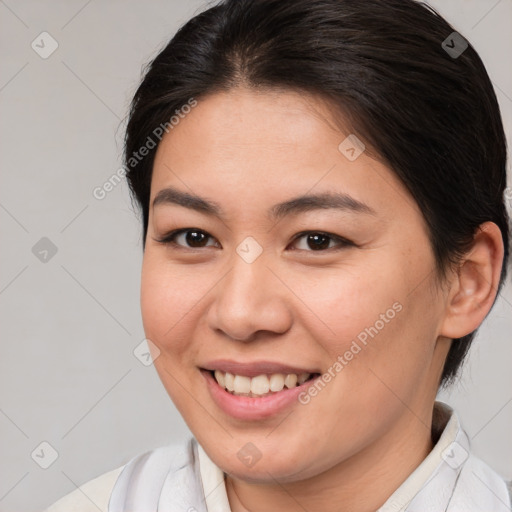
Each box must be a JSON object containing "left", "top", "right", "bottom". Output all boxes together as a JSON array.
[{"left": 140, "top": 87, "right": 504, "bottom": 512}]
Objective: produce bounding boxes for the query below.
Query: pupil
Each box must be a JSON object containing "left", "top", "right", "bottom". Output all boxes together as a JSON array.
[
  {"left": 186, "top": 230, "right": 207, "bottom": 247},
  {"left": 308, "top": 233, "right": 329, "bottom": 250}
]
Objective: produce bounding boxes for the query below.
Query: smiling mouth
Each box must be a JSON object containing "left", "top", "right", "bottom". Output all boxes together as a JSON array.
[{"left": 208, "top": 369, "right": 321, "bottom": 398}]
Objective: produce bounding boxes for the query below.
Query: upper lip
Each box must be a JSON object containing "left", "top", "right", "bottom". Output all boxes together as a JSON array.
[{"left": 201, "top": 359, "right": 320, "bottom": 378}]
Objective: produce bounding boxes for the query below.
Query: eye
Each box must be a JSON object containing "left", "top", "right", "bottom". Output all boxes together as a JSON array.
[
  {"left": 289, "top": 231, "right": 353, "bottom": 252},
  {"left": 153, "top": 228, "right": 219, "bottom": 249},
  {"left": 154, "top": 228, "right": 353, "bottom": 252}
]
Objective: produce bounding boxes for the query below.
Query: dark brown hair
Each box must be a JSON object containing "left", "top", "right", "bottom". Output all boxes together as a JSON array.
[{"left": 123, "top": 0, "right": 510, "bottom": 386}]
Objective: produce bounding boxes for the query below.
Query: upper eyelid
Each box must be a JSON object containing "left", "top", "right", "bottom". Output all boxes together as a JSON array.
[{"left": 154, "top": 228, "right": 352, "bottom": 249}]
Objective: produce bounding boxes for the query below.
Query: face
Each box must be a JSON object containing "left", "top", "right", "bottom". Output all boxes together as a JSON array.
[{"left": 141, "top": 87, "right": 451, "bottom": 483}]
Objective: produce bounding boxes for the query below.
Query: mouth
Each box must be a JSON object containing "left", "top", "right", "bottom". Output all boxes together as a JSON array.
[
  {"left": 206, "top": 369, "right": 320, "bottom": 398},
  {"left": 199, "top": 361, "right": 322, "bottom": 420}
]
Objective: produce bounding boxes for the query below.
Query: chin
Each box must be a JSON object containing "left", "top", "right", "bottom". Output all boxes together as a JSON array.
[{"left": 205, "top": 439, "right": 322, "bottom": 483}]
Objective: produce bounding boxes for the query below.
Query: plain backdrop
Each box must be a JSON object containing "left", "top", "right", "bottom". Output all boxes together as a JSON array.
[{"left": 0, "top": 1, "right": 511, "bottom": 510}]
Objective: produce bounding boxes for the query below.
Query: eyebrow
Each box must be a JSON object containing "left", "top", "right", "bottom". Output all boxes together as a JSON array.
[{"left": 152, "top": 186, "right": 377, "bottom": 220}]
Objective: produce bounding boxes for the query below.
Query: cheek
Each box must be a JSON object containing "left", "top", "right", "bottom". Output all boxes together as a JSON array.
[
  {"left": 296, "top": 249, "right": 438, "bottom": 389},
  {"left": 140, "top": 253, "right": 203, "bottom": 357},
  {"left": 291, "top": 258, "right": 407, "bottom": 351},
  {"left": 140, "top": 254, "right": 208, "bottom": 414}
]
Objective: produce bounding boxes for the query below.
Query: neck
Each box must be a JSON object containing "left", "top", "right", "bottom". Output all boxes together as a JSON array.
[{"left": 226, "top": 407, "right": 435, "bottom": 512}]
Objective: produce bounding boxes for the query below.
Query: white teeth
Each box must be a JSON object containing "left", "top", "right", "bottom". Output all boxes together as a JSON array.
[
  {"left": 214, "top": 370, "right": 225, "bottom": 388},
  {"left": 250, "top": 375, "right": 270, "bottom": 395},
  {"left": 224, "top": 372, "right": 235, "bottom": 392},
  {"left": 297, "top": 372, "right": 310, "bottom": 384},
  {"left": 233, "top": 375, "right": 251, "bottom": 394},
  {"left": 213, "top": 370, "right": 312, "bottom": 396},
  {"left": 284, "top": 374, "right": 297, "bottom": 388},
  {"left": 269, "top": 373, "right": 285, "bottom": 392}
]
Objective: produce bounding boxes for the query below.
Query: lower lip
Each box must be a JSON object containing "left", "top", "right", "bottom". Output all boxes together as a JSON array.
[{"left": 201, "top": 369, "right": 319, "bottom": 421}]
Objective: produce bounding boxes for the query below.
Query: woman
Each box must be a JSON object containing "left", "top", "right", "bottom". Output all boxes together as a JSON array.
[{"left": 45, "top": 0, "right": 511, "bottom": 510}]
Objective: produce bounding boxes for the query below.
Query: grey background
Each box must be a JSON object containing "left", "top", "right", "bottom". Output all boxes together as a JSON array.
[{"left": 0, "top": 1, "right": 510, "bottom": 510}]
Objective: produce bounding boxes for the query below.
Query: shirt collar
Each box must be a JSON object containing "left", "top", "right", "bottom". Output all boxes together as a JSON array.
[
  {"left": 196, "top": 401, "right": 463, "bottom": 512},
  {"left": 378, "top": 400, "right": 467, "bottom": 511}
]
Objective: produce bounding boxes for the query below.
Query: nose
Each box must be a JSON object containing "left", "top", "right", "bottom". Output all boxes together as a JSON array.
[{"left": 207, "top": 250, "right": 293, "bottom": 343}]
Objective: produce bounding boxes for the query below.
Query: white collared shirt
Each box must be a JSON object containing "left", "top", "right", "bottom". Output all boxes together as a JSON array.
[
  {"left": 196, "top": 401, "right": 509, "bottom": 511},
  {"left": 45, "top": 401, "right": 511, "bottom": 512}
]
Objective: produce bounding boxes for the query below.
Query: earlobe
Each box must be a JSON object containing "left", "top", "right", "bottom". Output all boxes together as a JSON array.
[{"left": 439, "top": 221, "right": 504, "bottom": 339}]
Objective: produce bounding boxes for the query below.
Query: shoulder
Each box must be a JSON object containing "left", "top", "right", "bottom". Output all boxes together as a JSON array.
[
  {"left": 43, "top": 465, "right": 125, "bottom": 512},
  {"left": 450, "top": 453, "right": 511, "bottom": 510},
  {"left": 43, "top": 439, "right": 196, "bottom": 512}
]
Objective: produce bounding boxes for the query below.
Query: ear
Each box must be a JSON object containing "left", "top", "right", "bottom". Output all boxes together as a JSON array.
[{"left": 439, "top": 221, "right": 504, "bottom": 339}]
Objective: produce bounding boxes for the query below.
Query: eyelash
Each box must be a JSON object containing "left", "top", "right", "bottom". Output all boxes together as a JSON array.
[{"left": 153, "top": 228, "right": 354, "bottom": 252}]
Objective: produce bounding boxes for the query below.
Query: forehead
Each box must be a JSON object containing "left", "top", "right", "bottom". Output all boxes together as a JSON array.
[
  {"left": 153, "top": 87, "right": 348, "bottom": 171},
  {"left": 150, "top": 87, "right": 419, "bottom": 223}
]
